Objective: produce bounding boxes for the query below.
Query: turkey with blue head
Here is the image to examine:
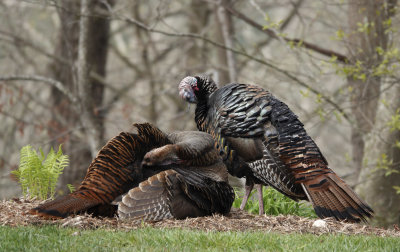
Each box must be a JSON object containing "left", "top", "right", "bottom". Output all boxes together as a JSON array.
[{"left": 178, "top": 75, "right": 373, "bottom": 222}]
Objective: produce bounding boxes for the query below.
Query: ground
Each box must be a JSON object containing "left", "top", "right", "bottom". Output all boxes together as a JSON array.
[{"left": 1, "top": 198, "right": 399, "bottom": 237}]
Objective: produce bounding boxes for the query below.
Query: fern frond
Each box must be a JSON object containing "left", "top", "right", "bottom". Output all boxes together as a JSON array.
[
  {"left": 15, "top": 144, "right": 70, "bottom": 200},
  {"left": 48, "top": 146, "right": 69, "bottom": 198},
  {"left": 19, "top": 145, "right": 41, "bottom": 197},
  {"left": 67, "top": 184, "right": 76, "bottom": 193},
  {"left": 43, "top": 147, "right": 56, "bottom": 172}
]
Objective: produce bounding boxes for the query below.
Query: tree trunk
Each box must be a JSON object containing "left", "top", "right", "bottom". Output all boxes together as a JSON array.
[
  {"left": 214, "top": 0, "right": 233, "bottom": 85},
  {"left": 216, "top": 0, "right": 237, "bottom": 83},
  {"left": 346, "top": 0, "right": 396, "bottom": 185},
  {"left": 347, "top": 0, "right": 400, "bottom": 226},
  {"left": 48, "top": 0, "right": 113, "bottom": 190},
  {"left": 77, "top": 0, "right": 103, "bottom": 156},
  {"left": 133, "top": 3, "right": 157, "bottom": 124},
  {"left": 357, "top": 85, "right": 400, "bottom": 227}
]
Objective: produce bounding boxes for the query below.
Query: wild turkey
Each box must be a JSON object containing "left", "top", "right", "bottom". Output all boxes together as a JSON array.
[
  {"left": 118, "top": 131, "right": 234, "bottom": 222},
  {"left": 178, "top": 75, "right": 374, "bottom": 222},
  {"left": 30, "top": 123, "right": 234, "bottom": 221},
  {"left": 29, "top": 123, "right": 170, "bottom": 219}
]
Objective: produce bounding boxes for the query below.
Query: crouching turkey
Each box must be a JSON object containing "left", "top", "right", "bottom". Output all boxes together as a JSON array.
[
  {"left": 29, "top": 123, "right": 234, "bottom": 222},
  {"left": 118, "top": 126, "right": 234, "bottom": 222},
  {"left": 179, "top": 75, "right": 373, "bottom": 222}
]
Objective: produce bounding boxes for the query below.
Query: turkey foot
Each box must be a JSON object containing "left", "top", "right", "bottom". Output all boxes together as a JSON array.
[{"left": 142, "top": 144, "right": 181, "bottom": 166}]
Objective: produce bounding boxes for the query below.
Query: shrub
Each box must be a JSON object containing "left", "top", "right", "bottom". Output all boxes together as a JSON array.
[
  {"left": 12, "top": 145, "right": 69, "bottom": 200},
  {"left": 233, "top": 186, "right": 317, "bottom": 218}
]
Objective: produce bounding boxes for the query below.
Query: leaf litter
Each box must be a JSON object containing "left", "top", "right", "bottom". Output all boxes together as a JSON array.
[{"left": 1, "top": 198, "right": 399, "bottom": 237}]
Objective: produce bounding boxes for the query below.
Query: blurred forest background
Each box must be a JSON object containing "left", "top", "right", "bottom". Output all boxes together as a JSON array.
[{"left": 0, "top": 0, "right": 399, "bottom": 227}]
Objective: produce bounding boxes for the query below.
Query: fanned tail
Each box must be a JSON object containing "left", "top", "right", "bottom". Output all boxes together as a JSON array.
[
  {"left": 301, "top": 173, "right": 373, "bottom": 222},
  {"left": 30, "top": 123, "right": 171, "bottom": 220}
]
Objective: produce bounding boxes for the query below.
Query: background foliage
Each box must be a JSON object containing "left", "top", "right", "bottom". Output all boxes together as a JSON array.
[{"left": 233, "top": 187, "right": 317, "bottom": 218}]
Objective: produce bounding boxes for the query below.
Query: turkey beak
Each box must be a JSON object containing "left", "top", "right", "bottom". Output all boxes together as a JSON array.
[{"left": 179, "top": 83, "right": 197, "bottom": 103}]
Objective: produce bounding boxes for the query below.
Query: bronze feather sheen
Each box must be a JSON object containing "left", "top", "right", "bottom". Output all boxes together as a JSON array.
[
  {"left": 179, "top": 75, "right": 373, "bottom": 222},
  {"left": 30, "top": 123, "right": 234, "bottom": 222},
  {"left": 29, "top": 123, "right": 170, "bottom": 219},
  {"left": 118, "top": 130, "right": 234, "bottom": 222}
]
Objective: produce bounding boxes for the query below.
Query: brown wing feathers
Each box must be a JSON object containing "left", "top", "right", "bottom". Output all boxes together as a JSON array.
[
  {"left": 30, "top": 123, "right": 234, "bottom": 222},
  {"left": 180, "top": 75, "right": 373, "bottom": 223},
  {"left": 119, "top": 131, "right": 234, "bottom": 222},
  {"left": 118, "top": 168, "right": 234, "bottom": 222},
  {"left": 30, "top": 123, "right": 170, "bottom": 219},
  {"left": 118, "top": 170, "right": 174, "bottom": 222}
]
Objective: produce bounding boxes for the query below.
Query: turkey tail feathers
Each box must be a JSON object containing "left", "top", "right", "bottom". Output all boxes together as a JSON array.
[
  {"left": 133, "top": 123, "right": 171, "bottom": 147},
  {"left": 301, "top": 173, "right": 373, "bottom": 222},
  {"left": 30, "top": 124, "right": 169, "bottom": 220},
  {"left": 29, "top": 192, "right": 100, "bottom": 219}
]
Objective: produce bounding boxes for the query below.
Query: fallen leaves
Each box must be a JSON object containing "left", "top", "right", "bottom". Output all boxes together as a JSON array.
[{"left": 1, "top": 198, "right": 399, "bottom": 237}]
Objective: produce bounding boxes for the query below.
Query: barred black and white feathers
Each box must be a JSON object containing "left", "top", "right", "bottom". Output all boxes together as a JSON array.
[
  {"left": 118, "top": 170, "right": 174, "bottom": 222},
  {"left": 179, "top": 75, "right": 373, "bottom": 222},
  {"left": 30, "top": 123, "right": 234, "bottom": 222},
  {"left": 118, "top": 131, "right": 234, "bottom": 222}
]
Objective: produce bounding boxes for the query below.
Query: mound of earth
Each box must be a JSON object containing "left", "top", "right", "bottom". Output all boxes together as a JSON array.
[{"left": 1, "top": 198, "right": 399, "bottom": 237}]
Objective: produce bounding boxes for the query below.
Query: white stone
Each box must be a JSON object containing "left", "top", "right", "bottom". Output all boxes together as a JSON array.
[{"left": 312, "top": 219, "right": 327, "bottom": 228}]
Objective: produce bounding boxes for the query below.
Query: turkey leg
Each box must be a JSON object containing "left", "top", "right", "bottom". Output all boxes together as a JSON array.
[
  {"left": 239, "top": 178, "right": 264, "bottom": 215},
  {"left": 239, "top": 182, "right": 253, "bottom": 211},
  {"left": 255, "top": 184, "right": 264, "bottom": 215}
]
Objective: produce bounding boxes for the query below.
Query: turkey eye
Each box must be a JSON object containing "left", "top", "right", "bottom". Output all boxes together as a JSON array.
[{"left": 193, "top": 85, "right": 199, "bottom": 91}]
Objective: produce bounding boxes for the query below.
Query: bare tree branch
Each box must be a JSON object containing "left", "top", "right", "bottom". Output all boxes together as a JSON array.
[
  {"left": 0, "top": 75, "right": 77, "bottom": 103},
  {"left": 263, "top": 0, "right": 304, "bottom": 47},
  {"left": 110, "top": 43, "right": 144, "bottom": 76},
  {"left": 120, "top": 15, "right": 351, "bottom": 123},
  {"left": 0, "top": 28, "right": 122, "bottom": 104},
  {"left": 0, "top": 7, "right": 351, "bottom": 124},
  {"left": 0, "top": 29, "right": 69, "bottom": 65},
  {"left": 222, "top": 4, "right": 349, "bottom": 63},
  {"left": 280, "top": 0, "right": 304, "bottom": 31}
]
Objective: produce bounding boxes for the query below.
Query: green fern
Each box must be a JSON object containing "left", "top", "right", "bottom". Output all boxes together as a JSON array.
[
  {"left": 12, "top": 145, "right": 69, "bottom": 200},
  {"left": 233, "top": 187, "right": 317, "bottom": 218},
  {"left": 67, "top": 184, "right": 76, "bottom": 193}
]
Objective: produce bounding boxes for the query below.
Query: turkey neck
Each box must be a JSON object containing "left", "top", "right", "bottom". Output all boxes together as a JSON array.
[
  {"left": 193, "top": 77, "right": 217, "bottom": 138},
  {"left": 193, "top": 83, "right": 249, "bottom": 179},
  {"left": 194, "top": 78, "right": 216, "bottom": 131},
  {"left": 194, "top": 101, "right": 209, "bottom": 131}
]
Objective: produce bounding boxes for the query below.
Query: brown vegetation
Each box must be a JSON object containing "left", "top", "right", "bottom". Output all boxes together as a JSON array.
[{"left": 1, "top": 199, "right": 399, "bottom": 237}]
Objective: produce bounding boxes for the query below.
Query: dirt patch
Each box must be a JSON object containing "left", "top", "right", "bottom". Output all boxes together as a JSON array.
[{"left": 1, "top": 198, "right": 399, "bottom": 237}]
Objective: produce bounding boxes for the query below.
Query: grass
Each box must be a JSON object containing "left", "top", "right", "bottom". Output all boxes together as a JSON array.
[
  {"left": 1, "top": 225, "right": 399, "bottom": 252},
  {"left": 233, "top": 187, "right": 318, "bottom": 218}
]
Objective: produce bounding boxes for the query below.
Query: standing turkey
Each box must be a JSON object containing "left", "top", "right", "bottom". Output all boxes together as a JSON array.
[
  {"left": 30, "top": 123, "right": 234, "bottom": 221},
  {"left": 178, "top": 75, "right": 373, "bottom": 222}
]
